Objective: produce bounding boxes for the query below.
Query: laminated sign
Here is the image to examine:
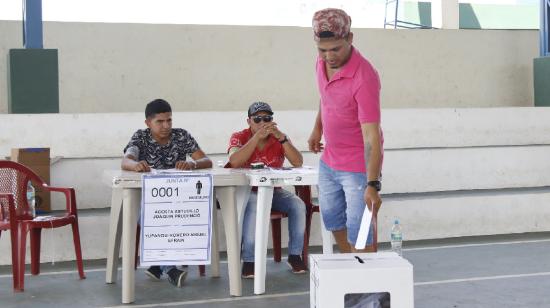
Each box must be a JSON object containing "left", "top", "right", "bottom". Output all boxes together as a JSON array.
[{"left": 140, "top": 173, "right": 213, "bottom": 266}]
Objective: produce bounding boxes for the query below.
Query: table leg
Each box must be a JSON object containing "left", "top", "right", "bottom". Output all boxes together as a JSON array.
[
  {"left": 254, "top": 186, "right": 274, "bottom": 295},
  {"left": 106, "top": 188, "right": 122, "bottom": 284},
  {"left": 234, "top": 186, "right": 250, "bottom": 241},
  {"left": 122, "top": 188, "right": 140, "bottom": 304},
  {"left": 215, "top": 186, "right": 242, "bottom": 297},
  {"left": 210, "top": 190, "right": 220, "bottom": 277}
]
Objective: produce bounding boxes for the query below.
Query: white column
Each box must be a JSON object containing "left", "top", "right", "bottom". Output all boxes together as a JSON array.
[{"left": 431, "top": 0, "right": 459, "bottom": 29}]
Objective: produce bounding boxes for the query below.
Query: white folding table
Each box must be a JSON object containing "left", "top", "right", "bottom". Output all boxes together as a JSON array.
[{"left": 103, "top": 168, "right": 250, "bottom": 304}]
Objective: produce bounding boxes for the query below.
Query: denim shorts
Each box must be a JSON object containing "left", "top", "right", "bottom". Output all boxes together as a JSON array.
[{"left": 318, "top": 159, "right": 374, "bottom": 246}]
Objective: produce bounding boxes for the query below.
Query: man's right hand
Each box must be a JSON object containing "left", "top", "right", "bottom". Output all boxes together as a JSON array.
[
  {"left": 133, "top": 160, "right": 151, "bottom": 172},
  {"left": 254, "top": 122, "right": 274, "bottom": 139},
  {"left": 308, "top": 130, "right": 324, "bottom": 153}
]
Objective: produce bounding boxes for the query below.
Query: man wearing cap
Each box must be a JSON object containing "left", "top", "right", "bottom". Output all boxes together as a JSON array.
[
  {"left": 228, "top": 101, "right": 308, "bottom": 277},
  {"left": 308, "top": 8, "right": 384, "bottom": 253}
]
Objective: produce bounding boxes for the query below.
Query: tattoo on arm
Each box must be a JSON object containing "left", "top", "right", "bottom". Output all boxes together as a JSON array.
[{"left": 364, "top": 142, "right": 372, "bottom": 166}]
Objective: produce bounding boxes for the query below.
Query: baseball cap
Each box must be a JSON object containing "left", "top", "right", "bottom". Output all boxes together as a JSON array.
[
  {"left": 247, "top": 101, "right": 273, "bottom": 117},
  {"left": 312, "top": 8, "right": 351, "bottom": 41}
]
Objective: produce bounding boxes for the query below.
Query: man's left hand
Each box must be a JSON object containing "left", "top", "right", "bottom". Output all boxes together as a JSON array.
[
  {"left": 365, "top": 186, "right": 382, "bottom": 214},
  {"left": 268, "top": 122, "right": 284, "bottom": 140}
]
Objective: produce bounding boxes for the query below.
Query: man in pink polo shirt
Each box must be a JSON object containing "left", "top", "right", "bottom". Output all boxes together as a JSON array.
[{"left": 308, "top": 8, "right": 383, "bottom": 253}]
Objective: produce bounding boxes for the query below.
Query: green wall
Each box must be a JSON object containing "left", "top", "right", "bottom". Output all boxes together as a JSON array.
[
  {"left": 534, "top": 57, "right": 550, "bottom": 107},
  {"left": 8, "top": 49, "right": 59, "bottom": 114}
]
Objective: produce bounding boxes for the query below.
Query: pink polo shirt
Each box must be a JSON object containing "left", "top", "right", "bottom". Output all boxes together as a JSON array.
[{"left": 316, "top": 47, "right": 383, "bottom": 173}]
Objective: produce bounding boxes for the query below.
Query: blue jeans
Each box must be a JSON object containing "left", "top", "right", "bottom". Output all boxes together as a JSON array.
[
  {"left": 318, "top": 160, "right": 374, "bottom": 246},
  {"left": 241, "top": 188, "right": 306, "bottom": 262}
]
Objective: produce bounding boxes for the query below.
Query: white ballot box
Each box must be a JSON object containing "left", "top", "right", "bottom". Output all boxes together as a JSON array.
[{"left": 310, "top": 252, "right": 414, "bottom": 308}]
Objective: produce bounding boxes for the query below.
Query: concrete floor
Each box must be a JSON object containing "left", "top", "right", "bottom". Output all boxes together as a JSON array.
[{"left": 1, "top": 232, "right": 550, "bottom": 308}]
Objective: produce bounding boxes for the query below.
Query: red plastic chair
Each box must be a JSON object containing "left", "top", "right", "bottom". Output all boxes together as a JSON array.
[
  {"left": 0, "top": 160, "right": 85, "bottom": 291},
  {"left": 271, "top": 186, "right": 378, "bottom": 266},
  {"left": 0, "top": 193, "right": 20, "bottom": 291}
]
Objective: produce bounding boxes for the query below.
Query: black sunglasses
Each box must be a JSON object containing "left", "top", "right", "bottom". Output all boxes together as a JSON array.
[{"left": 251, "top": 115, "right": 273, "bottom": 123}]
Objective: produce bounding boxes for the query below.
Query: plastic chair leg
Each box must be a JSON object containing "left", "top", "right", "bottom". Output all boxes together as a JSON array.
[
  {"left": 71, "top": 221, "right": 86, "bottom": 279},
  {"left": 302, "top": 209, "right": 314, "bottom": 267},
  {"left": 295, "top": 186, "right": 314, "bottom": 267},
  {"left": 30, "top": 228, "right": 42, "bottom": 275},
  {"left": 271, "top": 218, "right": 282, "bottom": 262},
  {"left": 18, "top": 225, "right": 29, "bottom": 291},
  {"left": 8, "top": 227, "right": 20, "bottom": 291}
]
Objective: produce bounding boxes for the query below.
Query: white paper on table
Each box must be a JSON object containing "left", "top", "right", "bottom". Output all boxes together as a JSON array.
[
  {"left": 354, "top": 204, "right": 373, "bottom": 250},
  {"left": 151, "top": 168, "right": 193, "bottom": 174},
  {"left": 262, "top": 166, "right": 317, "bottom": 175}
]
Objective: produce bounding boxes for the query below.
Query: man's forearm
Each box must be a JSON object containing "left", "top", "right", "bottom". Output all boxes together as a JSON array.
[
  {"left": 193, "top": 157, "right": 213, "bottom": 169},
  {"left": 283, "top": 141, "right": 303, "bottom": 167},
  {"left": 361, "top": 122, "right": 383, "bottom": 181},
  {"left": 313, "top": 107, "right": 323, "bottom": 133},
  {"left": 228, "top": 136, "right": 259, "bottom": 167},
  {"left": 365, "top": 142, "right": 382, "bottom": 181},
  {"left": 121, "top": 156, "right": 137, "bottom": 171}
]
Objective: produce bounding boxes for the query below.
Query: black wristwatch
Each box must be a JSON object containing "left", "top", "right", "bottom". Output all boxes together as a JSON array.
[
  {"left": 367, "top": 180, "right": 381, "bottom": 192},
  {"left": 279, "top": 135, "right": 288, "bottom": 144}
]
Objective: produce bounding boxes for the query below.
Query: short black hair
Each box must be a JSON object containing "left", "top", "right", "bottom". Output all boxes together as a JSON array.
[
  {"left": 318, "top": 31, "right": 336, "bottom": 38},
  {"left": 145, "top": 99, "right": 172, "bottom": 119}
]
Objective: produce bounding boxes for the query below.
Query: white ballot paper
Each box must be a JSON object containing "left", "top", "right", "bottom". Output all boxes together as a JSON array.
[
  {"left": 140, "top": 173, "right": 213, "bottom": 266},
  {"left": 354, "top": 204, "right": 373, "bottom": 250}
]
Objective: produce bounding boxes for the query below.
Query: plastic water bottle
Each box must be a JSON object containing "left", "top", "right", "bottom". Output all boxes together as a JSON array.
[
  {"left": 391, "top": 219, "right": 403, "bottom": 256},
  {"left": 26, "top": 181, "right": 36, "bottom": 217}
]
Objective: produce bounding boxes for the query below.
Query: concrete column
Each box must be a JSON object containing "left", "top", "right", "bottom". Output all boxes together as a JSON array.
[{"left": 431, "top": 0, "right": 459, "bottom": 29}]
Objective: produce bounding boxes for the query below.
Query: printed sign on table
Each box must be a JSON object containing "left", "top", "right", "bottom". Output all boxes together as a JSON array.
[{"left": 140, "top": 173, "right": 213, "bottom": 266}]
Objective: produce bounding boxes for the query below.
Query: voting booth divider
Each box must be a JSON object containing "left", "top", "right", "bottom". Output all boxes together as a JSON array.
[{"left": 309, "top": 252, "right": 414, "bottom": 308}]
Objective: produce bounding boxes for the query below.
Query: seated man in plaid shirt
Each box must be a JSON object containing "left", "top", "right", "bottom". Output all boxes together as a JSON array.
[{"left": 122, "top": 98, "right": 212, "bottom": 287}]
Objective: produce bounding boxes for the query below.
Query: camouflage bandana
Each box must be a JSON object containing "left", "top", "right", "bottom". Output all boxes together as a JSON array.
[{"left": 312, "top": 8, "right": 352, "bottom": 41}]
